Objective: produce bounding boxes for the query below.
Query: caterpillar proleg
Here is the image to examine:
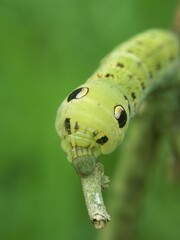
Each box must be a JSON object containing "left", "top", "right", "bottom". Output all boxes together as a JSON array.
[{"left": 55, "top": 29, "right": 180, "bottom": 177}]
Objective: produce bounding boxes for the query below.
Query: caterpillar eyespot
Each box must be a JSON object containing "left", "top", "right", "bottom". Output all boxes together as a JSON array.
[
  {"left": 55, "top": 29, "right": 180, "bottom": 176},
  {"left": 67, "top": 87, "right": 89, "bottom": 102},
  {"left": 114, "top": 105, "right": 127, "bottom": 128}
]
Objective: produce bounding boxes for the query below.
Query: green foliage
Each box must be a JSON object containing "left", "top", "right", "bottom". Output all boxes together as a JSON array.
[{"left": 0, "top": 0, "right": 179, "bottom": 239}]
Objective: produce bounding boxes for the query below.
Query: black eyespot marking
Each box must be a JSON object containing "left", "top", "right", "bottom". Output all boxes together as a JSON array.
[
  {"left": 131, "top": 92, "right": 136, "bottom": 100},
  {"left": 105, "top": 73, "right": 114, "bottom": 78},
  {"left": 96, "top": 135, "right": 108, "bottom": 145},
  {"left": 114, "top": 105, "right": 127, "bottom": 128},
  {"left": 124, "top": 95, "right": 131, "bottom": 113},
  {"left": 74, "top": 121, "right": 79, "bottom": 131},
  {"left": 64, "top": 118, "right": 71, "bottom": 134},
  {"left": 67, "top": 88, "right": 82, "bottom": 102},
  {"left": 67, "top": 87, "right": 89, "bottom": 102},
  {"left": 116, "top": 62, "right": 124, "bottom": 68}
]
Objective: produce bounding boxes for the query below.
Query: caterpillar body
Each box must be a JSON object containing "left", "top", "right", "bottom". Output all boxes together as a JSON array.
[{"left": 55, "top": 29, "right": 180, "bottom": 177}]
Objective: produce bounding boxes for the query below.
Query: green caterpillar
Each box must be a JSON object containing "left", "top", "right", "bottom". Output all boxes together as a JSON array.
[{"left": 55, "top": 29, "right": 180, "bottom": 177}]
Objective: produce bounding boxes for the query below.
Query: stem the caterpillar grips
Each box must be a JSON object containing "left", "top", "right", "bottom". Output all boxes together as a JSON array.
[{"left": 55, "top": 29, "right": 180, "bottom": 228}]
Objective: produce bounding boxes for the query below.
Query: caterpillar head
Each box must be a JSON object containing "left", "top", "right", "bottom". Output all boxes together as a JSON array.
[{"left": 55, "top": 80, "right": 130, "bottom": 176}]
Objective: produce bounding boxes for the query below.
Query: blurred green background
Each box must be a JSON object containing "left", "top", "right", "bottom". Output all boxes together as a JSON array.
[{"left": 0, "top": 0, "right": 180, "bottom": 239}]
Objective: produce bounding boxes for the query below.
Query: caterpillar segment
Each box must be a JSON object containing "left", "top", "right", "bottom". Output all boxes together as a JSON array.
[{"left": 55, "top": 29, "right": 180, "bottom": 176}]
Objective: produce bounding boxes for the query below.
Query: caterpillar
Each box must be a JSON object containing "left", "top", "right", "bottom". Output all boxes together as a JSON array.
[{"left": 55, "top": 29, "right": 180, "bottom": 177}]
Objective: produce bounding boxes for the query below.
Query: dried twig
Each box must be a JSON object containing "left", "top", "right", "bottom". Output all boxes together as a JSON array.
[{"left": 80, "top": 162, "right": 110, "bottom": 229}]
